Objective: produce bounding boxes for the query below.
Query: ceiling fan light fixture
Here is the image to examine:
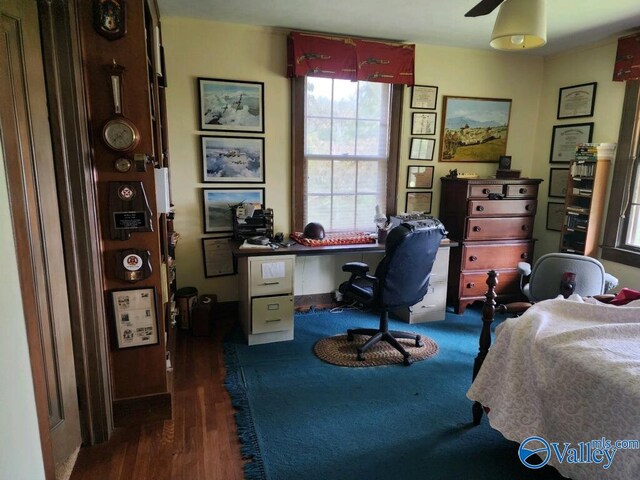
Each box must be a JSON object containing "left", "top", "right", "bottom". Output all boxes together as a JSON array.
[{"left": 490, "top": 0, "right": 547, "bottom": 51}]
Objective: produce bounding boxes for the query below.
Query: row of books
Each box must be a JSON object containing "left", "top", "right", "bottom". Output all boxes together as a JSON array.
[
  {"left": 570, "top": 162, "right": 595, "bottom": 177},
  {"left": 565, "top": 214, "right": 588, "bottom": 230},
  {"left": 575, "top": 143, "right": 598, "bottom": 161}
]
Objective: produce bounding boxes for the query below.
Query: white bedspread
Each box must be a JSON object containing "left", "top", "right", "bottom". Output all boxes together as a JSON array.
[{"left": 467, "top": 296, "right": 640, "bottom": 479}]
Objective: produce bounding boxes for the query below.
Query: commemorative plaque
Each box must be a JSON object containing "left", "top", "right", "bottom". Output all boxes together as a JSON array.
[
  {"left": 114, "top": 248, "right": 152, "bottom": 282},
  {"left": 109, "top": 181, "right": 153, "bottom": 240}
]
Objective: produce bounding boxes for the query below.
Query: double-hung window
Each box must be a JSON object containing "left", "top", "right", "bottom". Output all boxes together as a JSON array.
[
  {"left": 292, "top": 77, "right": 401, "bottom": 233},
  {"left": 602, "top": 80, "right": 640, "bottom": 267}
]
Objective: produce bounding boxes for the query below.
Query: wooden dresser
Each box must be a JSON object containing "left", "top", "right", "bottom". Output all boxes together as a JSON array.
[{"left": 439, "top": 177, "right": 543, "bottom": 313}]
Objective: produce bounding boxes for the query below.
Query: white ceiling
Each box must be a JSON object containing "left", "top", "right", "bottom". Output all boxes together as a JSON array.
[{"left": 157, "top": 0, "right": 640, "bottom": 56}]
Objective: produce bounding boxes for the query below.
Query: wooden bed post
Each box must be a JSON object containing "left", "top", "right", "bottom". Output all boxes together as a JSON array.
[{"left": 471, "top": 270, "right": 498, "bottom": 425}]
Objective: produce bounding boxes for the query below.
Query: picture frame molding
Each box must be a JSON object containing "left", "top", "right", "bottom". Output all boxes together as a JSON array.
[
  {"left": 405, "top": 191, "right": 433, "bottom": 213},
  {"left": 110, "top": 287, "right": 159, "bottom": 349},
  {"left": 197, "top": 77, "right": 265, "bottom": 133},
  {"left": 410, "top": 84, "right": 438, "bottom": 109},
  {"left": 546, "top": 201, "right": 566, "bottom": 231},
  {"left": 202, "top": 187, "right": 265, "bottom": 233},
  {"left": 201, "top": 135, "right": 265, "bottom": 183},
  {"left": 409, "top": 137, "right": 435, "bottom": 160},
  {"left": 202, "top": 237, "right": 235, "bottom": 278},
  {"left": 406, "top": 165, "right": 434, "bottom": 189},
  {"left": 548, "top": 168, "right": 570, "bottom": 198},
  {"left": 557, "top": 82, "right": 597, "bottom": 120},
  {"left": 411, "top": 112, "right": 437, "bottom": 135},
  {"left": 549, "top": 122, "right": 594, "bottom": 163}
]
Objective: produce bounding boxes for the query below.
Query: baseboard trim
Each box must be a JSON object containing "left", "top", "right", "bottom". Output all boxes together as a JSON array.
[{"left": 112, "top": 392, "right": 171, "bottom": 427}]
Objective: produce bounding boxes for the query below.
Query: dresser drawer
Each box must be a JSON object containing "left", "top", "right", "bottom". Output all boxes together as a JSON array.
[
  {"left": 461, "top": 242, "right": 533, "bottom": 270},
  {"left": 468, "top": 184, "right": 503, "bottom": 198},
  {"left": 459, "top": 270, "right": 521, "bottom": 298},
  {"left": 251, "top": 295, "right": 294, "bottom": 334},
  {"left": 249, "top": 256, "right": 294, "bottom": 296},
  {"left": 465, "top": 216, "right": 534, "bottom": 240},
  {"left": 505, "top": 183, "right": 538, "bottom": 198},
  {"left": 467, "top": 199, "right": 537, "bottom": 217}
]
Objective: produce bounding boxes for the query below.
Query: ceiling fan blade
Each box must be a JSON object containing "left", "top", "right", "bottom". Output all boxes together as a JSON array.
[{"left": 464, "top": 0, "right": 505, "bottom": 17}]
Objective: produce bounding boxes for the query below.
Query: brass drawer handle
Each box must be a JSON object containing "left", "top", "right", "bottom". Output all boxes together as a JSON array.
[
  {"left": 476, "top": 205, "right": 485, "bottom": 212},
  {"left": 467, "top": 282, "right": 475, "bottom": 288},
  {"left": 482, "top": 188, "right": 490, "bottom": 195},
  {"left": 525, "top": 204, "right": 532, "bottom": 211},
  {"left": 521, "top": 252, "right": 529, "bottom": 259},
  {"left": 521, "top": 225, "right": 529, "bottom": 231},
  {"left": 473, "top": 226, "right": 482, "bottom": 232},
  {"left": 469, "top": 255, "right": 477, "bottom": 262},
  {"left": 519, "top": 187, "right": 528, "bottom": 194}
]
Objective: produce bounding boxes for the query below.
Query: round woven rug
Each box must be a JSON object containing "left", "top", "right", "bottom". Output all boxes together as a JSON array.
[{"left": 314, "top": 333, "right": 438, "bottom": 367}]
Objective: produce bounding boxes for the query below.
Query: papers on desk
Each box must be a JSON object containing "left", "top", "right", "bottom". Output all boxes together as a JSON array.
[{"left": 239, "top": 240, "right": 272, "bottom": 249}]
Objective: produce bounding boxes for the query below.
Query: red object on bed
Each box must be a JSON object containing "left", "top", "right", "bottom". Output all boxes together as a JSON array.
[
  {"left": 290, "top": 231, "right": 376, "bottom": 247},
  {"left": 610, "top": 287, "right": 640, "bottom": 305}
]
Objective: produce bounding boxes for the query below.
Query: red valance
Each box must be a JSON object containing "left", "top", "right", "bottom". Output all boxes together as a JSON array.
[
  {"left": 287, "top": 31, "right": 415, "bottom": 85},
  {"left": 613, "top": 32, "right": 640, "bottom": 81}
]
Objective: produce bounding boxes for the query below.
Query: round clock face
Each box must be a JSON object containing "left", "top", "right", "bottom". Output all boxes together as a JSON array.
[
  {"left": 114, "top": 157, "right": 132, "bottom": 173},
  {"left": 102, "top": 117, "right": 140, "bottom": 152}
]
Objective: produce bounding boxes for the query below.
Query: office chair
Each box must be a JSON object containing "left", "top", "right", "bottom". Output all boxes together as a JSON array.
[
  {"left": 338, "top": 219, "right": 446, "bottom": 366},
  {"left": 518, "top": 252, "right": 618, "bottom": 302}
]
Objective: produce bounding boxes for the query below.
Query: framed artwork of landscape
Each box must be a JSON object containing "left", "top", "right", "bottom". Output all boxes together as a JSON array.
[
  {"left": 198, "top": 78, "right": 264, "bottom": 133},
  {"left": 201, "top": 135, "right": 264, "bottom": 183},
  {"left": 439, "top": 96, "right": 512, "bottom": 162},
  {"left": 202, "top": 188, "right": 264, "bottom": 233}
]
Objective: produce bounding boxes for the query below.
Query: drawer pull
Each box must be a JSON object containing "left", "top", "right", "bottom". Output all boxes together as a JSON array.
[
  {"left": 467, "top": 282, "right": 475, "bottom": 288},
  {"left": 521, "top": 225, "right": 529, "bottom": 231},
  {"left": 469, "top": 255, "right": 477, "bottom": 262},
  {"left": 525, "top": 204, "right": 532, "bottom": 211},
  {"left": 265, "top": 318, "right": 281, "bottom": 323},
  {"left": 261, "top": 281, "right": 280, "bottom": 286},
  {"left": 473, "top": 226, "right": 482, "bottom": 232},
  {"left": 482, "top": 188, "right": 490, "bottom": 195},
  {"left": 521, "top": 252, "right": 529, "bottom": 259},
  {"left": 476, "top": 205, "right": 485, "bottom": 212},
  {"left": 519, "top": 187, "right": 528, "bottom": 194}
]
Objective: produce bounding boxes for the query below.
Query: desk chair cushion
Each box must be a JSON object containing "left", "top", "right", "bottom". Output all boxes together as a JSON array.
[{"left": 524, "top": 253, "right": 615, "bottom": 302}]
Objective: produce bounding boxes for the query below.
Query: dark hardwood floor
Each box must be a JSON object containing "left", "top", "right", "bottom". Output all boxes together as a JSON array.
[{"left": 70, "top": 315, "right": 245, "bottom": 480}]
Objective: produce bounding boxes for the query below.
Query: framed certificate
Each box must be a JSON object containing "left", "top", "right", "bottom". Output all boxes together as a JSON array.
[
  {"left": 549, "top": 123, "right": 593, "bottom": 163},
  {"left": 111, "top": 287, "right": 158, "bottom": 349},
  {"left": 557, "top": 82, "right": 597, "bottom": 119},
  {"left": 410, "top": 85, "right": 438, "bottom": 110},
  {"left": 202, "top": 237, "right": 235, "bottom": 277}
]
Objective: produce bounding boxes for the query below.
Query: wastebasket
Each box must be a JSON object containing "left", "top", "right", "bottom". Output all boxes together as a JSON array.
[
  {"left": 191, "top": 294, "right": 217, "bottom": 337},
  {"left": 175, "top": 287, "right": 198, "bottom": 330}
]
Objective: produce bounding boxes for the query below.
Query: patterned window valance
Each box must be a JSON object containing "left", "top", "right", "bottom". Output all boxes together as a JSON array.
[
  {"left": 287, "top": 31, "right": 415, "bottom": 85},
  {"left": 613, "top": 32, "right": 640, "bottom": 81}
]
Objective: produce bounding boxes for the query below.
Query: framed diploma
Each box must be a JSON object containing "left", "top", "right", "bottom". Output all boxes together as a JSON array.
[
  {"left": 410, "top": 85, "right": 438, "bottom": 110},
  {"left": 548, "top": 168, "right": 569, "bottom": 198},
  {"left": 549, "top": 123, "right": 593, "bottom": 163},
  {"left": 202, "top": 237, "right": 235, "bottom": 277},
  {"left": 405, "top": 191, "right": 432, "bottom": 214},
  {"left": 111, "top": 287, "right": 159, "bottom": 349},
  {"left": 557, "top": 82, "right": 597, "bottom": 119},
  {"left": 411, "top": 112, "right": 437, "bottom": 135}
]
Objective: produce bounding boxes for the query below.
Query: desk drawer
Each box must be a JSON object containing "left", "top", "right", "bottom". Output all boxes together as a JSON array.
[
  {"left": 251, "top": 295, "right": 294, "bottom": 334},
  {"left": 465, "top": 217, "right": 534, "bottom": 240},
  {"left": 505, "top": 184, "right": 538, "bottom": 198},
  {"left": 462, "top": 242, "right": 533, "bottom": 270},
  {"left": 250, "top": 256, "right": 294, "bottom": 296},
  {"left": 468, "top": 184, "right": 503, "bottom": 198},
  {"left": 467, "top": 199, "right": 537, "bottom": 217}
]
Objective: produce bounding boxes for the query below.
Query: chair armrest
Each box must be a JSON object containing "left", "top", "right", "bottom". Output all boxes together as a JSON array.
[
  {"left": 604, "top": 273, "right": 618, "bottom": 293},
  {"left": 342, "top": 262, "right": 369, "bottom": 275},
  {"left": 517, "top": 262, "right": 532, "bottom": 276}
]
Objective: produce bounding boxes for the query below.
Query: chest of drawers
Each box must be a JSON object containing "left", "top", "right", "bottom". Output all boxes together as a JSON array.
[{"left": 439, "top": 177, "right": 543, "bottom": 313}]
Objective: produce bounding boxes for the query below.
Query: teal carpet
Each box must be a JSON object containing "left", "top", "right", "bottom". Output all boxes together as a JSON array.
[{"left": 224, "top": 306, "right": 565, "bottom": 480}]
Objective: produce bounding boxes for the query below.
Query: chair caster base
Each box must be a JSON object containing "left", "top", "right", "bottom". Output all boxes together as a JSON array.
[
  {"left": 415, "top": 335, "right": 423, "bottom": 348},
  {"left": 357, "top": 351, "right": 365, "bottom": 361},
  {"left": 403, "top": 356, "right": 412, "bottom": 366}
]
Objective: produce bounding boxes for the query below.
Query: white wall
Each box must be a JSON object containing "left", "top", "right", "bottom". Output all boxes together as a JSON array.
[{"left": 0, "top": 145, "right": 46, "bottom": 479}]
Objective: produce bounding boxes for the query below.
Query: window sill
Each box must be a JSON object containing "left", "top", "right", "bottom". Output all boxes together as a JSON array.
[{"left": 601, "top": 245, "right": 640, "bottom": 268}]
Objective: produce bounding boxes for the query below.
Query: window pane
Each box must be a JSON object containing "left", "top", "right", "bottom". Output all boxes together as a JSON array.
[
  {"left": 331, "top": 119, "right": 356, "bottom": 155},
  {"left": 358, "top": 82, "right": 385, "bottom": 119},
  {"left": 626, "top": 205, "right": 640, "bottom": 247},
  {"left": 307, "top": 159, "right": 332, "bottom": 194},
  {"left": 306, "top": 77, "right": 332, "bottom": 117},
  {"left": 306, "top": 195, "right": 332, "bottom": 227},
  {"left": 333, "top": 160, "right": 356, "bottom": 193},
  {"left": 356, "top": 194, "right": 378, "bottom": 230},
  {"left": 332, "top": 80, "right": 357, "bottom": 119},
  {"left": 357, "top": 120, "right": 387, "bottom": 156},
  {"left": 357, "top": 160, "right": 382, "bottom": 193},
  {"left": 332, "top": 195, "right": 356, "bottom": 230},
  {"left": 306, "top": 117, "right": 331, "bottom": 155}
]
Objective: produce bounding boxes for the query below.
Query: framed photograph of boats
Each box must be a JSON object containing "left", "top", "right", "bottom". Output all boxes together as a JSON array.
[
  {"left": 439, "top": 96, "right": 512, "bottom": 162},
  {"left": 202, "top": 188, "right": 265, "bottom": 233},
  {"left": 201, "top": 135, "right": 265, "bottom": 183},
  {"left": 198, "top": 78, "right": 265, "bottom": 133}
]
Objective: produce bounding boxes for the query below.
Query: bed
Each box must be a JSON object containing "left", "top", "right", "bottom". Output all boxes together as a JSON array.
[{"left": 467, "top": 271, "right": 640, "bottom": 480}]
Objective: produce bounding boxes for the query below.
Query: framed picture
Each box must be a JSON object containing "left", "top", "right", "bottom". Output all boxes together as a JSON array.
[
  {"left": 411, "top": 85, "right": 438, "bottom": 109},
  {"left": 201, "top": 135, "right": 265, "bottom": 183},
  {"left": 198, "top": 77, "right": 264, "bottom": 133},
  {"left": 498, "top": 155, "right": 512, "bottom": 170},
  {"left": 409, "top": 137, "right": 435, "bottom": 160},
  {"left": 546, "top": 202, "right": 566, "bottom": 231},
  {"left": 202, "top": 187, "right": 265, "bottom": 233},
  {"left": 111, "top": 287, "right": 158, "bottom": 349},
  {"left": 202, "top": 237, "right": 235, "bottom": 277},
  {"left": 405, "top": 191, "right": 432, "bottom": 213},
  {"left": 406, "top": 166, "right": 434, "bottom": 189},
  {"left": 549, "top": 168, "right": 570, "bottom": 198},
  {"left": 549, "top": 123, "right": 594, "bottom": 163},
  {"left": 439, "top": 96, "right": 512, "bottom": 162},
  {"left": 411, "top": 112, "right": 437, "bottom": 135},
  {"left": 557, "top": 82, "right": 597, "bottom": 119}
]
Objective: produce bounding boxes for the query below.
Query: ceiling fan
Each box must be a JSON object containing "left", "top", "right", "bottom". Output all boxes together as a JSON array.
[{"left": 465, "top": 0, "right": 506, "bottom": 17}]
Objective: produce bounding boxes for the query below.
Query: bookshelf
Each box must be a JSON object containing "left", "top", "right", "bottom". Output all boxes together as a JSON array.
[{"left": 559, "top": 144, "right": 612, "bottom": 256}]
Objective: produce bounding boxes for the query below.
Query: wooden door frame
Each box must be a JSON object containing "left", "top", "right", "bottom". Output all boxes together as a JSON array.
[{"left": 37, "top": 0, "right": 113, "bottom": 445}]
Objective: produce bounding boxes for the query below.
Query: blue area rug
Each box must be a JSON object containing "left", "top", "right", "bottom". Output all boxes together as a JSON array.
[{"left": 224, "top": 306, "right": 565, "bottom": 480}]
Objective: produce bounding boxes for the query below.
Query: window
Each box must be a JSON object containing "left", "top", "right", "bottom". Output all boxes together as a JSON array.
[
  {"left": 291, "top": 77, "right": 402, "bottom": 233},
  {"left": 602, "top": 80, "right": 640, "bottom": 267}
]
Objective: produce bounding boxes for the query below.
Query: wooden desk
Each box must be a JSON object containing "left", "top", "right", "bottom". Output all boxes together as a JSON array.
[{"left": 232, "top": 239, "right": 455, "bottom": 345}]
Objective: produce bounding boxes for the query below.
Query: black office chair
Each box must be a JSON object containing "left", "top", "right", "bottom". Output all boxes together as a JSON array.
[{"left": 338, "top": 219, "right": 446, "bottom": 366}]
